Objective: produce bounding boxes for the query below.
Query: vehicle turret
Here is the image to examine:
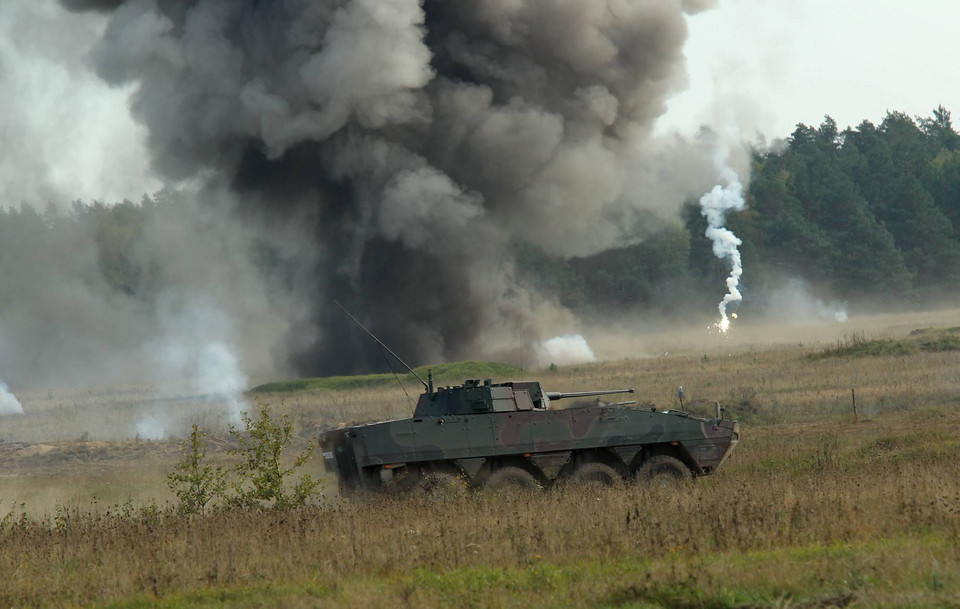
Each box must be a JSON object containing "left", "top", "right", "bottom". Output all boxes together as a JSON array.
[{"left": 412, "top": 378, "right": 635, "bottom": 418}]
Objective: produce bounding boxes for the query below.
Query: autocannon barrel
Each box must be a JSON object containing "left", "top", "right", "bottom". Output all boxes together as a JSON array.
[{"left": 544, "top": 388, "right": 635, "bottom": 401}]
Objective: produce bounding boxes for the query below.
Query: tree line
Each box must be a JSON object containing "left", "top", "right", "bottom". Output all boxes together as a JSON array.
[
  {"left": 3, "top": 106, "right": 959, "bottom": 320},
  {"left": 0, "top": 194, "right": 170, "bottom": 303},
  {"left": 519, "top": 106, "right": 960, "bottom": 316}
]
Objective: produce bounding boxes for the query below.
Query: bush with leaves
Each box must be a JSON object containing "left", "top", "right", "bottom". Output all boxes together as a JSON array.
[
  {"left": 227, "top": 402, "right": 319, "bottom": 509},
  {"left": 166, "top": 424, "right": 227, "bottom": 514}
]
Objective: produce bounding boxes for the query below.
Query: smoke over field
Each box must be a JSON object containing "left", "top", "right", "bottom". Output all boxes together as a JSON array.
[
  {"left": 36, "top": 0, "right": 733, "bottom": 380},
  {"left": 0, "top": 380, "right": 23, "bottom": 416}
]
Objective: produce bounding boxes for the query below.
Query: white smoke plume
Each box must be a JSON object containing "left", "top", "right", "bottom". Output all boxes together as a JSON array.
[
  {"left": 0, "top": 189, "right": 290, "bottom": 439},
  {"left": 537, "top": 334, "right": 597, "bottom": 367},
  {"left": 0, "top": 380, "right": 23, "bottom": 416},
  {"left": 700, "top": 149, "right": 746, "bottom": 333},
  {"left": 764, "top": 278, "right": 849, "bottom": 324},
  {"left": 823, "top": 303, "right": 849, "bottom": 323},
  {"left": 0, "top": 2, "right": 285, "bottom": 433},
  {"left": 134, "top": 298, "right": 251, "bottom": 438}
]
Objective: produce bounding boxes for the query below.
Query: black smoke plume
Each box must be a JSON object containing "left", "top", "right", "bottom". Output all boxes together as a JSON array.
[{"left": 61, "top": 0, "right": 715, "bottom": 375}]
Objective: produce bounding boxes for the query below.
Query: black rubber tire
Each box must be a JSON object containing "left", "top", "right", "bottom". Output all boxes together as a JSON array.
[
  {"left": 634, "top": 455, "right": 692, "bottom": 487},
  {"left": 387, "top": 466, "right": 422, "bottom": 492},
  {"left": 483, "top": 466, "right": 540, "bottom": 492},
  {"left": 569, "top": 462, "right": 621, "bottom": 486}
]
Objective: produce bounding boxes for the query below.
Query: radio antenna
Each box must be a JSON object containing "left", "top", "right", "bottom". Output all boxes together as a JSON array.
[{"left": 333, "top": 300, "right": 429, "bottom": 391}]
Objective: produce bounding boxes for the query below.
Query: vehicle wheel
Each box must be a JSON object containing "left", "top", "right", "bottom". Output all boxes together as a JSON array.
[
  {"left": 634, "top": 455, "right": 692, "bottom": 487},
  {"left": 417, "top": 471, "right": 468, "bottom": 499},
  {"left": 384, "top": 466, "right": 422, "bottom": 493},
  {"left": 483, "top": 466, "right": 540, "bottom": 492},
  {"left": 569, "top": 462, "right": 621, "bottom": 486}
]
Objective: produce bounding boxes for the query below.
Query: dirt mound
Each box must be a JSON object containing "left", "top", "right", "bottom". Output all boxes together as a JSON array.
[{"left": 15, "top": 444, "right": 57, "bottom": 458}]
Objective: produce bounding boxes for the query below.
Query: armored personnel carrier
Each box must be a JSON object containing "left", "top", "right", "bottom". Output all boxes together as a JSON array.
[
  {"left": 320, "top": 374, "right": 739, "bottom": 493},
  {"left": 320, "top": 303, "right": 739, "bottom": 493}
]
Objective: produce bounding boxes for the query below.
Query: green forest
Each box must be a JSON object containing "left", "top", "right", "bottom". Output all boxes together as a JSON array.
[
  {"left": 520, "top": 106, "right": 960, "bottom": 316},
  {"left": 3, "top": 107, "right": 959, "bottom": 319}
]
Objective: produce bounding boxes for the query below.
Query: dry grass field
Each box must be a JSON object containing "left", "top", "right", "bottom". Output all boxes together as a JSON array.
[{"left": 2, "top": 309, "right": 960, "bottom": 607}]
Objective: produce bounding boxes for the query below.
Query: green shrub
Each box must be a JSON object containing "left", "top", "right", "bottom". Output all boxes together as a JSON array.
[
  {"left": 166, "top": 424, "right": 227, "bottom": 514},
  {"left": 227, "top": 403, "right": 319, "bottom": 509}
]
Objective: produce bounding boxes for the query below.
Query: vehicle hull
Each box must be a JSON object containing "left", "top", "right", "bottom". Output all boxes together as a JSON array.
[{"left": 321, "top": 402, "right": 739, "bottom": 491}]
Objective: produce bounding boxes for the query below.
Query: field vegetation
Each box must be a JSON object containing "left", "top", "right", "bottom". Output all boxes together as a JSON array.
[{"left": 2, "top": 318, "right": 960, "bottom": 607}]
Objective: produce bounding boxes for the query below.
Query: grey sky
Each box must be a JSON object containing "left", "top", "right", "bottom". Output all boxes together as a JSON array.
[{"left": 656, "top": 0, "right": 960, "bottom": 141}]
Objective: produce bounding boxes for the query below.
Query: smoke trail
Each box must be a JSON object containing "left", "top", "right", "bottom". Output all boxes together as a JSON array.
[
  {"left": 37, "top": 0, "right": 721, "bottom": 377},
  {"left": 699, "top": 156, "right": 745, "bottom": 334},
  {"left": 0, "top": 380, "right": 23, "bottom": 416}
]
